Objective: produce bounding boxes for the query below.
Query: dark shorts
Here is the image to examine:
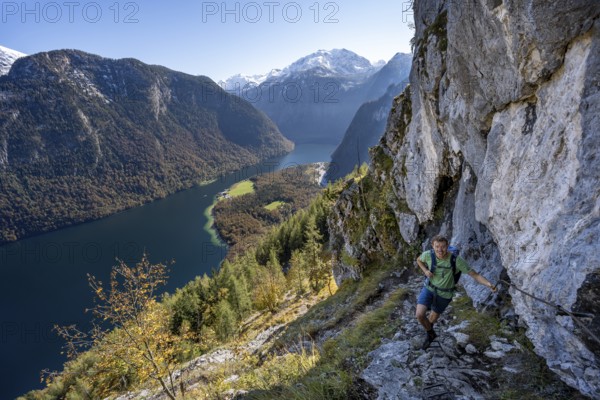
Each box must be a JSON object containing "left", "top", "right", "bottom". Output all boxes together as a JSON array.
[{"left": 417, "top": 286, "right": 453, "bottom": 314}]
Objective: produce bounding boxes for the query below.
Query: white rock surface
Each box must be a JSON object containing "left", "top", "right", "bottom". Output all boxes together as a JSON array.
[{"left": 333, "top": 0, "right": 600, "bottom": 396}]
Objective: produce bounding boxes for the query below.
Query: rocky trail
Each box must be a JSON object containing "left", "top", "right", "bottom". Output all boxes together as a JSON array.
[
  {"left": 111, "top": 269, "right": 586, "bottom": 400},
  {"left": 360, "top": 276, "right": 518, "bottom": 400}
]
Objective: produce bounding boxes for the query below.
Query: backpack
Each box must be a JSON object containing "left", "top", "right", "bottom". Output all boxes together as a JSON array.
[{"left": 429, "top": 245, "right": 461, "bottom": 286}]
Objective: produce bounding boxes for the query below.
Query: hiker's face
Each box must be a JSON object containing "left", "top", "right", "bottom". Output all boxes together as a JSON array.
[{"left": 433, "top": 241, "right": 448, "bottom": 258}]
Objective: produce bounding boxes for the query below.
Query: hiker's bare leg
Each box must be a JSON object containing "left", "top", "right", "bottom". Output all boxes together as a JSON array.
[
  {"left": 416, "top": 304, "right": 432, "bottom": 331},
  {"left": 428, "top": 311, "right": 440, "bottom": 325}
]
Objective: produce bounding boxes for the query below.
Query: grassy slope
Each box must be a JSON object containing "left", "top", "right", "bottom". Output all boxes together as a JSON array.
[{"left": 175, "top": 260, "right": 587, "bottom": 400}]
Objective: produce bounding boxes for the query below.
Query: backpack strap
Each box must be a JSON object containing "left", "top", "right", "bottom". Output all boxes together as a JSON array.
[
  {"left": 450, "top": 253, "right": 457, "bottom": 275},
  {"left": 450, "top": 253, "right": 462, "bottom": 284},
  {"left": 427, "top": 250, "right": 460, "bottom": 288}
]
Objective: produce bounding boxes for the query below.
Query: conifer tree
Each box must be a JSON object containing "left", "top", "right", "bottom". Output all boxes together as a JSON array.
[
  {"left": 227, "top": 274, "right": 252, "bottom": 320},
  {"left": 304, "top": 216, "right": 329, "bottom": 292}
]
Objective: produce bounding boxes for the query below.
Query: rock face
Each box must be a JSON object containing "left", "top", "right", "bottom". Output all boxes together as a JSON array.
[{"left": 329, "top": 0, "right": 600, "bottom": 396}]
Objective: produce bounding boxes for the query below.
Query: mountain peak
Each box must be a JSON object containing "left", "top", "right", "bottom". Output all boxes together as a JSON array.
[
  {"left": 220, "top": 48, "right": 381, "bottom": 89},
  {"left": 0, "top": 45, "right": 26, "bottom": 75},
  {"left": 287, "top": 48, "right": 376, "bottom": 78}
]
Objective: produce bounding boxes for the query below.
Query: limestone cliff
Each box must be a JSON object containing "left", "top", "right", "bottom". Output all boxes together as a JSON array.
[{"left": 329, "top": 0, "right": 600, "bottom": 397}]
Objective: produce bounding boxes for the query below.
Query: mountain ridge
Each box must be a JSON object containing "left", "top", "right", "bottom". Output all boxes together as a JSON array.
[
  {"left": 219, "top": 48, "right": 382, "bottom": 89},
  {"left": 0, "top": 49, "right": 293, "bottom": 244},
  {"left": 0, "top": 44, "right": 26, "bottom": 75}
]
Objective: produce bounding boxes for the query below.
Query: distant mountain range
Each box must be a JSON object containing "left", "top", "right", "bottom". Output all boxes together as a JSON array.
[
  {"left": 0, "top": 45, "right": 26, "bottom": 75},
  {"left": 0, "top": 48, "right": 293, "bottom": 244},
  {"left": 220, "top": 49, "right": 411, "bottom": 145},
  {"left": 221, "top": 49, "right": 383, "bottom": 89}
]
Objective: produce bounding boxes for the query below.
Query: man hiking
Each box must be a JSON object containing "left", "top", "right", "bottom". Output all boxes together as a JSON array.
[{"left": 416, "top": 234, "right": 497, "bottom": 350}]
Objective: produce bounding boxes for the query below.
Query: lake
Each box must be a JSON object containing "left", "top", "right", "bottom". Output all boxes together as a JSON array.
[{"left": 0, "top": 143, "right": 336, "bottom": 399}]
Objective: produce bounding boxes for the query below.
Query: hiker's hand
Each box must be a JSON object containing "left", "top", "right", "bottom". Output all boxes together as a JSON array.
[
  {"left": 425, "top": 270, "right": 434, "bottom": 279},
  {"left": 489, "top": 283, "right": 497, "bottom": 292}
]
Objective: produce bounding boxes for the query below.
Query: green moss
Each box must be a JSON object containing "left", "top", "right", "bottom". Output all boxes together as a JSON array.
[
  {"left": 429, "top": 11, "right": 448, "bottom": 51},
  {"left": 370, "top": 146, "right": 394, "bottom": 176},
  {"left": 392, "top": 88, "right": 412, "bottom": 146},
  {"left": 449, "top": 293, "right": 501, "bottom": 349},
  {"left": 340, "top": 249, "right": 359, "bottom": 268}
]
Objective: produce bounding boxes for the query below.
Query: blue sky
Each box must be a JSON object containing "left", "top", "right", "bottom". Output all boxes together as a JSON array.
[{"left": 1, "top": 0, "right": 414, "bottom": 81}]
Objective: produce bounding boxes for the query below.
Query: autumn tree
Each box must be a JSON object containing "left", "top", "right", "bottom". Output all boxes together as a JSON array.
[
  {"left": 55, "top": 254, "right": 186, "bottom": 400},
  {"left": 253, "top": 249, "right": 286, "bottom": 312}
]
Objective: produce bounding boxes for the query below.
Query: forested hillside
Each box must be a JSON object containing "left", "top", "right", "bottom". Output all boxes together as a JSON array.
[
  {"left": 0, "top": 50, "right": 293, "bottom": 244},
  {"left": 212, "top": 164, "right": 325, "bottom": 258}
]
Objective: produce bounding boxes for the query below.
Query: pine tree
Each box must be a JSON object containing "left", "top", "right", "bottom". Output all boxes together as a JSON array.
[
  {"left": 289, "top": 217, "right": 305, "bottom": 254},
  {"left": 304, "top": 216, "right": 329, "bottom": 292}
]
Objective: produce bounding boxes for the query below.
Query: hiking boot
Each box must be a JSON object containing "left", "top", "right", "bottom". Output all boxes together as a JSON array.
[{"left": 421, "top": 330, "right": 437, "bottom": 350}]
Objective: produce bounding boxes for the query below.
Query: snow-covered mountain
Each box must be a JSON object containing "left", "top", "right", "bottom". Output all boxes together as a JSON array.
[
  {"left": 220, "top": 69, "right": 284, "bottom": 89},
  {"left": 0, "top": 45, "right": 26, "bottom": 75},
  {"left": 219, "top": 49, "right": 400, "bottom": 144},
  {"left": 285, "top": 48, "right": 379, "bottom": 79},
  {"left": 219, "top": 49, "right": 382, "bottom": 89}
]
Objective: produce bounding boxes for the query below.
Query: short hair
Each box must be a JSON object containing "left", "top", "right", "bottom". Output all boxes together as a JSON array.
[{"left": 431, "top": 234, "right": 449, "bottom": 245}]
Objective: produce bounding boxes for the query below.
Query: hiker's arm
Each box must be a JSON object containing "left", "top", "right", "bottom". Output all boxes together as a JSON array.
[
  {"left": 468, "top": 271, "right": 497, "bottom": 291},
  {"left": 417, "top": 257, "right": 433, "bottom": 278}
]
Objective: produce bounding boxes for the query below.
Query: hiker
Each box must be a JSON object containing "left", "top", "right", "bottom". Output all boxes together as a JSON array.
[{"left": 415, "top": 234, "right": 497, "bottom": 349}]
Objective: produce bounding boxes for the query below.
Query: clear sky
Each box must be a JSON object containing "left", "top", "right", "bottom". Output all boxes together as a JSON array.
[{"left": 1, "top": 0, "right": 415, "bottom": 82}]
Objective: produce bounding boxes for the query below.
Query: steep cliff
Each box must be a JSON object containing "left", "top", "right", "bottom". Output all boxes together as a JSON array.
[{"left": 329, "top": 0, "right": 600, "bottom": 397}]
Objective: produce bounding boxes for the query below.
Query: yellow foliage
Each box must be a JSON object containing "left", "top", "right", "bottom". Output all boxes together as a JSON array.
[{"left": 56, "top": 254, "right": 187, "bottom": 399}]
